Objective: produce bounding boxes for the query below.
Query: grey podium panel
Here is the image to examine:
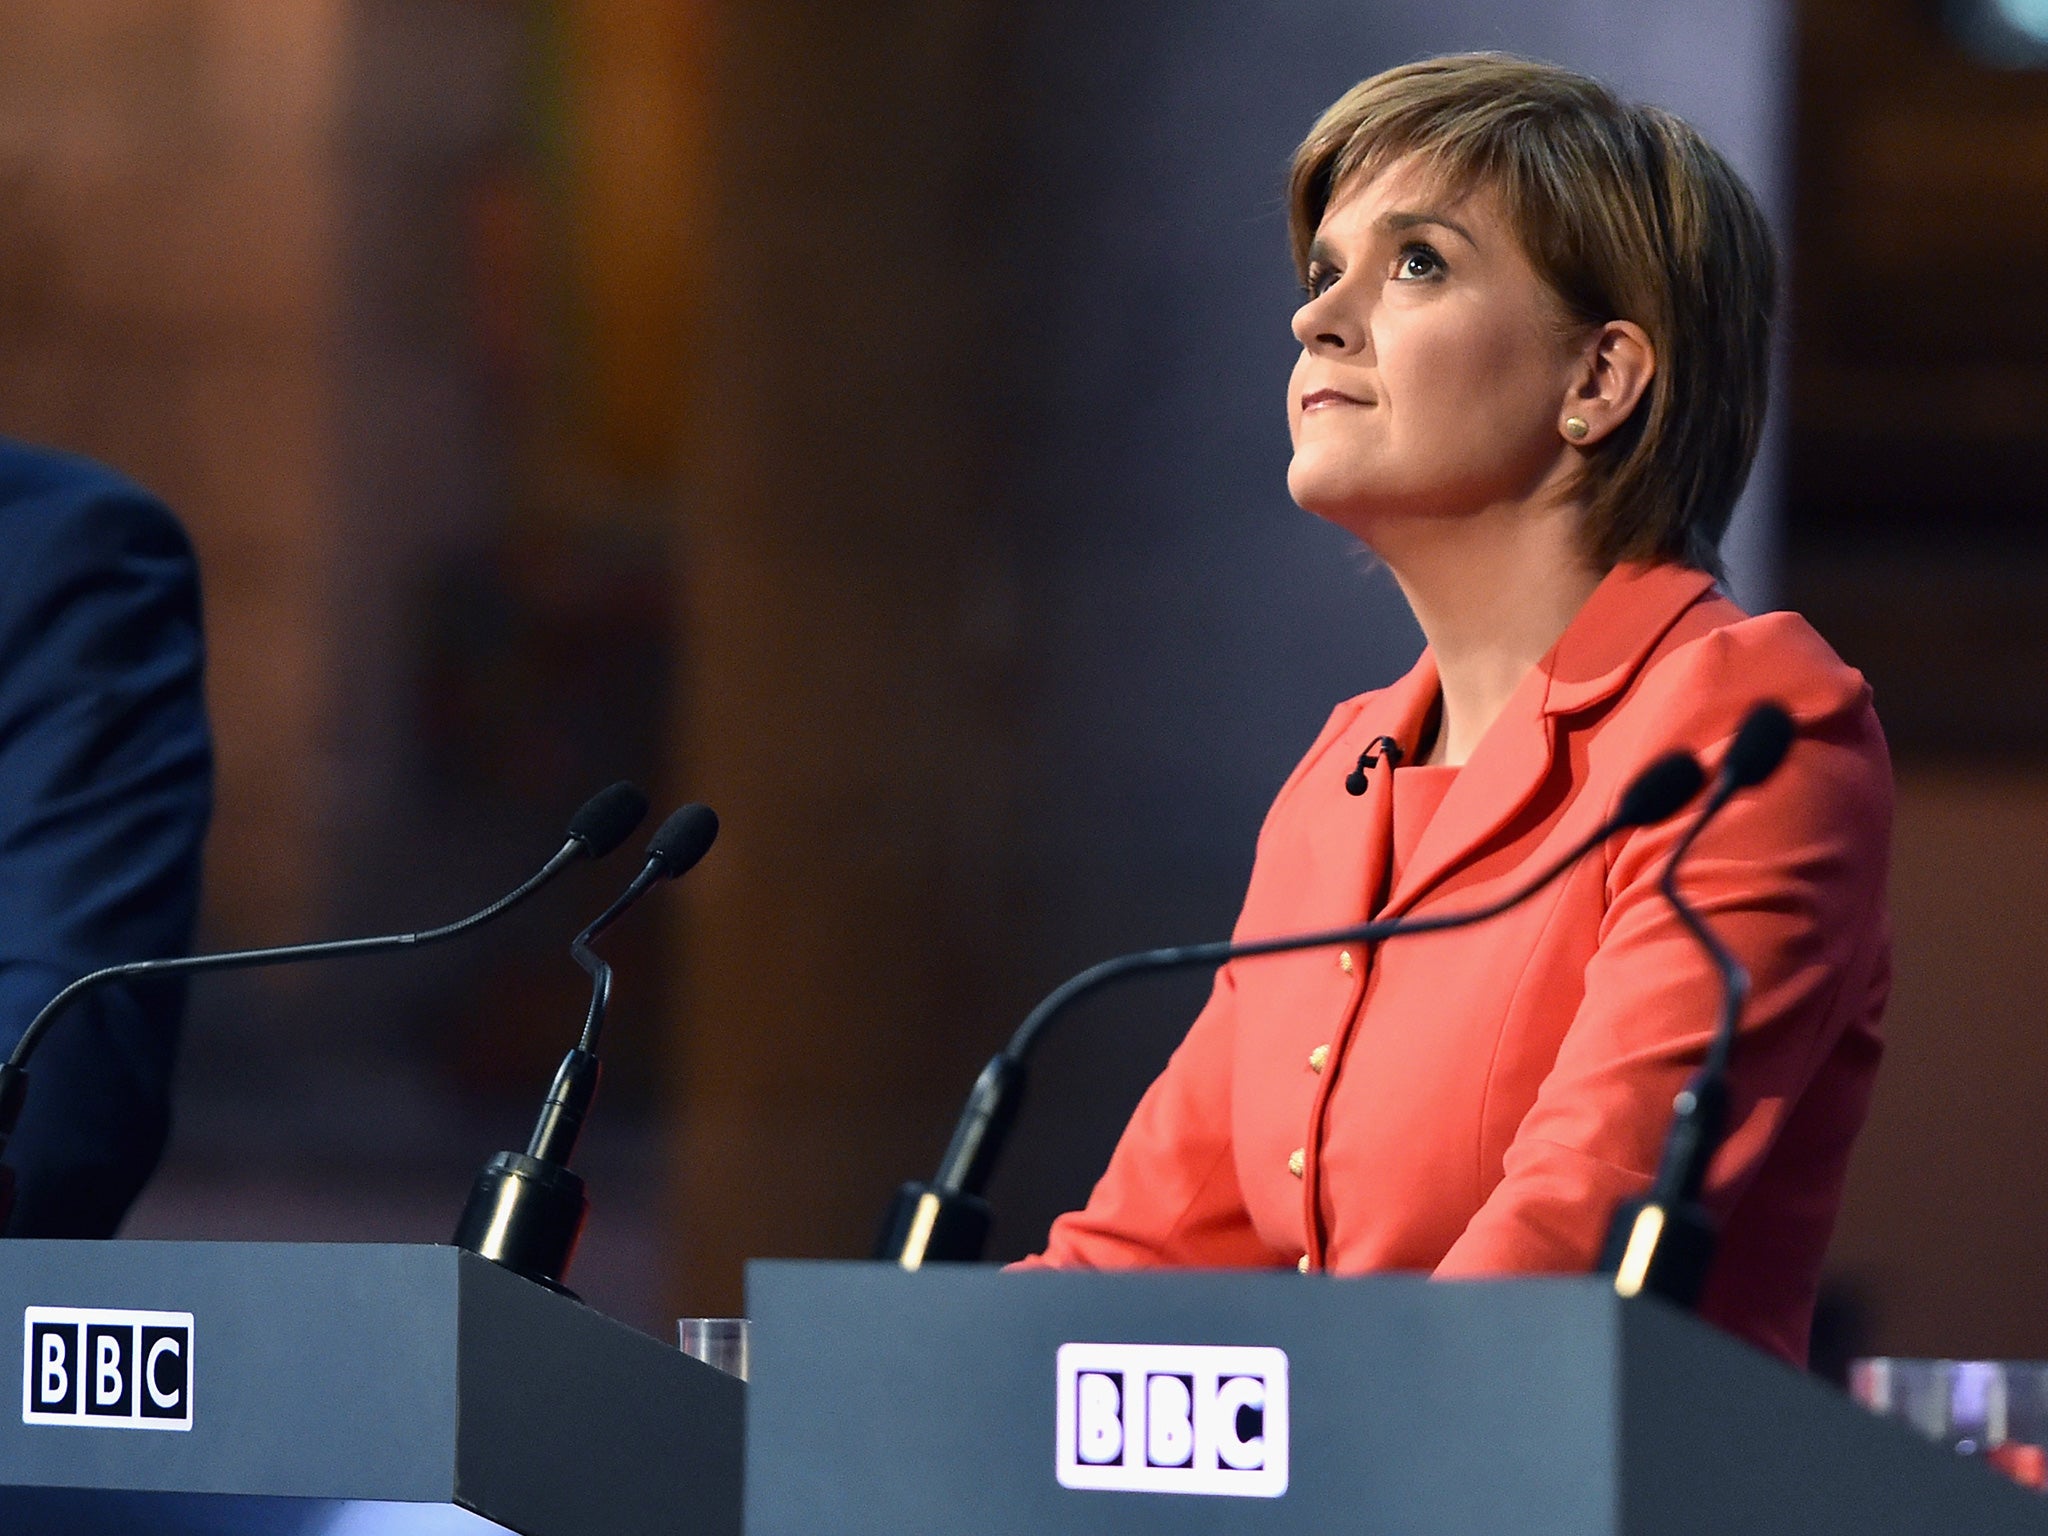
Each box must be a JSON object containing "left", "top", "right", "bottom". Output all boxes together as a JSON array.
[
  {"left": 744, "top": 1262, "right": 2048, "bottom": 1536},
  {"left": 0, "top": 1241, "right": 741, "bottom": 1536},
  {"left": 0, "top": 1488, "right": 511, "bottom": 1533}
]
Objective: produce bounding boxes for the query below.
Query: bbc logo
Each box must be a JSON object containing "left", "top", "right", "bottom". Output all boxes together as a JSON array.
[
  {"left": 22, "top": 1307, "right": 193, "bottom": 1431},
  {"left": 1055, "top": 1342, "right": 1288, "bottom": 1498}
]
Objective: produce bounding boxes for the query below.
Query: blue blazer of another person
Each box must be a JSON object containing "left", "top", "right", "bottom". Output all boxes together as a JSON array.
[{"left": 0, "top": 438, "right": 211, "bottom": 1237}]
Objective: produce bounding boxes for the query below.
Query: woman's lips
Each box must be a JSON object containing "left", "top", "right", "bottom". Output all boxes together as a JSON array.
[{"left": 1300, "top": 388, "right": 1371, "bottom": 412}]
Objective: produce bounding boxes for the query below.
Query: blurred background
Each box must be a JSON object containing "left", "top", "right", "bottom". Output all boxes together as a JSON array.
[{"left": 0, "top": 0, "right": 2042, "bottom": 1365}]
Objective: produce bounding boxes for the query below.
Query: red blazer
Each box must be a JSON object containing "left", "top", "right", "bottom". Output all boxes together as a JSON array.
[{"left": 1028, "top": 562, "right": 1891, "bottom": 1365}]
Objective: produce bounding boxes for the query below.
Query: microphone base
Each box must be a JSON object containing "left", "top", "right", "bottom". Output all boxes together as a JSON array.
[
  {"left": 874, "top": 1182, "right": 991, "bottom": 1267},
  {"left": 452, "top": 1150, "right": 587, "bottom": 1295},
  {"left": 1598, "top": 1195, "right": 1716, "bottom": 1310}
]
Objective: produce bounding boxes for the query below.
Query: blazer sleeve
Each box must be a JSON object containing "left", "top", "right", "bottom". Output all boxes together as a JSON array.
[
  {"left": 1433, "top": 679, "right": 1890, "bottom": 1285},
  {"left": 0, "top": 461, "right": 213, "bottom": 1237},
  {"left": 1027, "top": 962, "right": 1281, "bottom": 1268},
  {"left": 1023, "top": 700, "right": 1373, "bottom": 1271}
]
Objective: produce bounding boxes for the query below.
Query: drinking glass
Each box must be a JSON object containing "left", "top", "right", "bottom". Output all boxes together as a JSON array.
[
  {"left": 1850, "top": 1357, "right": 2048, "bottom": 1491},
  {"left": 677, "top": 1317, "right": 750, "bottom": 1381}
]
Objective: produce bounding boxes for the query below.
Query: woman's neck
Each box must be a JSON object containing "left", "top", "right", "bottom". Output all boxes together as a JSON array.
[{"left": 1374, "top": 501, "right": 1603, "bottom": 768}]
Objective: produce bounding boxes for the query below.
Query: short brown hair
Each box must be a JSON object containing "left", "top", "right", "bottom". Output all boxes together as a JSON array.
[{"left": 1289, "top": 54, "right": 1776, "bottom": 575}]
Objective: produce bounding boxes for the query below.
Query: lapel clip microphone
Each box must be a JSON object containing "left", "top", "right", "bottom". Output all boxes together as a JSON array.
[{"left": 1345, "top": 735, "right": 1405, "bottom": 795}]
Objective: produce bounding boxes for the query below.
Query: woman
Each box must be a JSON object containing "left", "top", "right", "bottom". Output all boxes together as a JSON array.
[{"left": 1025, "top": 54, "right": 1890, "bottom": 1369}]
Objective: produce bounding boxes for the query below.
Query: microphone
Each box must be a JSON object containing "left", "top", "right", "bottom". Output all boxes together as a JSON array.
[
  {"left": 1344, "top": 735, "right": 1405, "bottom": 795},
  {"left": 574, "top": 803, "right": 721, "bottom": 1056},
  {"left": 877, "top": 749, "right": 1707, "bottom": 1268},
  {"left": 1599, "top": 703, "right": 1796, "bottom": 1308},
  {"left": 452, "top": 802, "right": 720, "bottom": 1292},
  {"left": 0, "top": 781, "right": 650, "bottom": 1232}
]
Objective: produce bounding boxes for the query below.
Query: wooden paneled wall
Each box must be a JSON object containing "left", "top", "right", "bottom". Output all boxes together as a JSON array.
[
  {"left": 1792, "top": 0, "right": 2048, "bottom": 1357},
  {"left": 1789, "top": 0, "right": 2048, "bottom": 753},
  {"left": 0, "top": 0, "right": 348, "bottom": 945},
  {"left": 661, "top": 3, "right": 1031, "bottom": 1315}
]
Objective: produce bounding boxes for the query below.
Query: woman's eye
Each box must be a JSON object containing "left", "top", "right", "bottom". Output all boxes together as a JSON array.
[
  {"left": 1304, "top": 265, "right": 1340, "bottom": 298},
  {"left": 1394, "top": 245, "right": 1444, "bottom": 281}
]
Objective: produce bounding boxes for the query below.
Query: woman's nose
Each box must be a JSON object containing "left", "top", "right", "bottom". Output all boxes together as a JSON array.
[{"left": 1291, "top": 285, "right": 1357, "bottom": 354}]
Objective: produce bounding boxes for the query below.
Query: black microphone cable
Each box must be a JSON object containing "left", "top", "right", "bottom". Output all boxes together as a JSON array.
[
  {"left": 1599, "top": 702, "right": 1797, "bottom": 1308},
  {"left": 0, "top": 781, "right": 650, "bottom": 1229},
  {"left": 878, "top": 748, "right": 1708, "bottom": 1269}
]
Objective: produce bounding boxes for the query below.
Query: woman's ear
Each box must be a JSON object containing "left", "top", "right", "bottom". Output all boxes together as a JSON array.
[{"left": 1560, "top": 320, "right": 1656, "bottom": 446}]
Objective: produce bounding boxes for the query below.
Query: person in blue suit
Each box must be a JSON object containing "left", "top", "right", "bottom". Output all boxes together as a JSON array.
[{"left": 0, "top": 437, "right": 211, "bottom": 1237}]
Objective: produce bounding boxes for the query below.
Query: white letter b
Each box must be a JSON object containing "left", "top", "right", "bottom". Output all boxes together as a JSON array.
[
  {"left": 1146, "top": 1375, "right": 1193, "bottom": 1467},
  {"left": 39, "top": 1333, "right": 67, "bottom": 1406},
  {"left": 1076, "top": 1372, "right": 1123, "bottom": 1464},
  {"left": 95, "top": 1334, "right": 123, "bottom": 1407}
]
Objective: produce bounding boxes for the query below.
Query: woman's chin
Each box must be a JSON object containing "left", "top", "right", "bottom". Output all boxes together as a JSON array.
[
  {"left": 1287, "top": 467, "right": 1379, "bottom": 531},
  {"left": 1286, "top": 460, "right": 1345, "bottom": 516}
]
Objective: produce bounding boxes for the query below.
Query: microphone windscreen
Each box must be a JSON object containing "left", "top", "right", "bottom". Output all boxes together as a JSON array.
[
  {"left": 569, "top": 782, "right": 650, "bottom": 858},
  {"left": 648, "top": 803, "right": 720, "bottom": 876},
  {"left": 1615, "top": 751, "right": 1705, "bottom": 828},
  {"left": 1723, "top": 703, "right": 1795, "bottom": 790}
]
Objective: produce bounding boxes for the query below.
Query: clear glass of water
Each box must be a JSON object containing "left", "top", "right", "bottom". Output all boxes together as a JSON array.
[
  {"left": 677, "top": 1317, "right": 750, "bottom": 1382},
  {"left": 1850, "top": 1358, "right": 2048, "bottom": 1490}
]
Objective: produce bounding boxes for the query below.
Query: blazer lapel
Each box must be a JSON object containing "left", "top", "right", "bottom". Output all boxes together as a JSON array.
[
  {"left": 1335, "top": 649, "right": 1442, "bottom": 924},
  {"left": 1378, "top": 562, "right": 1718, "bottom": 921},
  {"left": 1380, "top": 664, "right": 1555, "bottom": 921}
]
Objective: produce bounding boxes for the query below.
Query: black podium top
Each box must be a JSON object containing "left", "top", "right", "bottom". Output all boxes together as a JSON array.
[{"left": 0, "top": 1240, "right": 741, "bottom": 1536}]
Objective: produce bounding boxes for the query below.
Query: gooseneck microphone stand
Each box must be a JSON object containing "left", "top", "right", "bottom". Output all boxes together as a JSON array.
[
  {"left": 453, "top": 803, "right": 720, "bottom": 1292},
  {"left": 1599, "top": 703, "right": 1796, "bottom": 1308},
  {"left": 0, "top": 782, "right": 651, "bottom": 1234}
]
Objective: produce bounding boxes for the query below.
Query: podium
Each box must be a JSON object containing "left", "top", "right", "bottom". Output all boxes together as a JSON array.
[
  {"left": 744, "top": 1261, "right": 2048, "bottom": 1535},
  {"left": 0, "top": 1240, "right": 742, "bottom": 1535}
]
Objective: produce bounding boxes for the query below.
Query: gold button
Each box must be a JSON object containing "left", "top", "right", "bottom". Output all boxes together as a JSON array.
[
  {"left": 1338, "top": 949, "right": 1354, "bottom": 974},
  {"left": 1287, "top": 1148, "right": 1305, "bottom": 1178},
  {"left": 1297, "top": 1255, "right": 1311, "bottom": 1273},
  {"left": 1308, "top": 1044, "right": 1329, "bottom": 1074}
]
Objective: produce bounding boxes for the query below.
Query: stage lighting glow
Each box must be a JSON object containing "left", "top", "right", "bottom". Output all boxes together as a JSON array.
[
  {"left": 1994, "top": 0, "right": 2048, "bottom": 41},
  {"left": 1950, "top": 0, "right": 2048, "bottom": 62}
]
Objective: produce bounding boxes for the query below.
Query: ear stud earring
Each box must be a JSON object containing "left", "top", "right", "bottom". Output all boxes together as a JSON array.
[{"left": 1563, "top": 416, "right": 1591, "bottom": 441}]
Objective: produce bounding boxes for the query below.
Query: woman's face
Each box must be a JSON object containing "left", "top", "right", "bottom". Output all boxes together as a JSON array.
[{"left": 1286, "top": 155, "right": 1586, "bottom": 541}]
